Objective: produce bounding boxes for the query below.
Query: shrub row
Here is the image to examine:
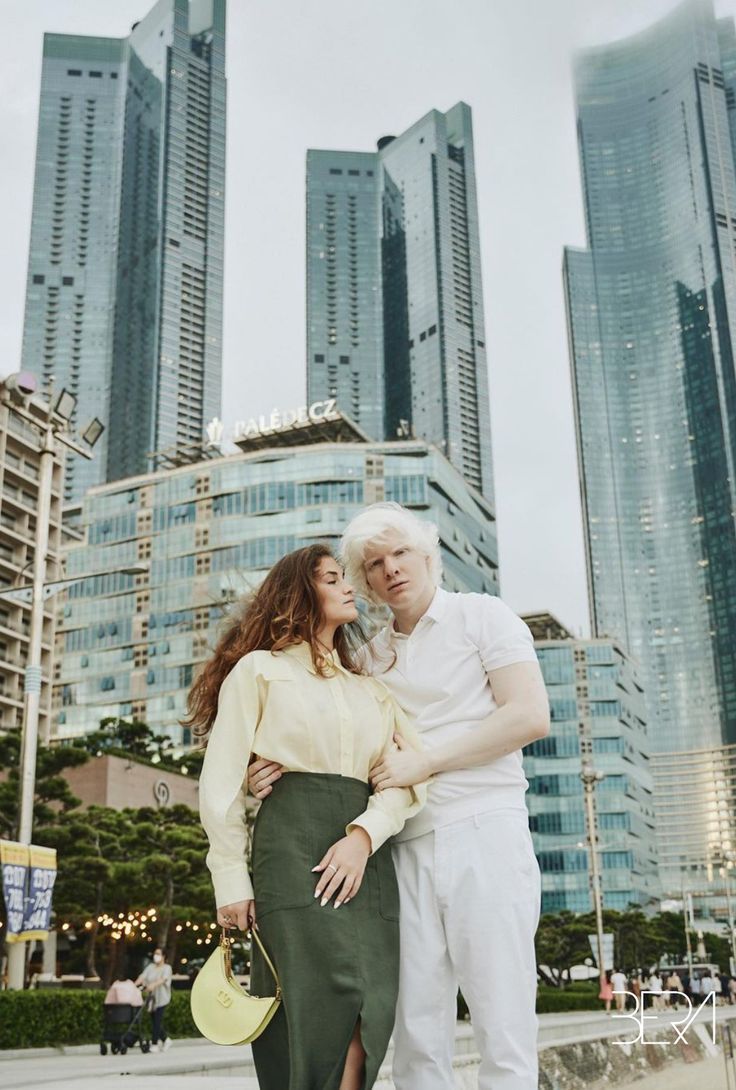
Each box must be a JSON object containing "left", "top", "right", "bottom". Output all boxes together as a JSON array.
[
  {"left": 0, "top": 990, "right": 199, "bottom": 1050},
  {"left": 536, "top": 986, "right": 599, "bottom": 1013},
  {"left": 0, "top": 984, "right": 599, "bottom": 1050}
]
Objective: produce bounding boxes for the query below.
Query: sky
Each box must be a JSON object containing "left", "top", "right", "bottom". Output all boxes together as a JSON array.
[{"left": 2, "top": 0, "right": 733, "bottom": 636}]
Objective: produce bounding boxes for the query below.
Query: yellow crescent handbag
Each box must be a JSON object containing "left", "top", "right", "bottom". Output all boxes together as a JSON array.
[{"left": 190, "top": 926, "right": 281, "bottom": 1045}]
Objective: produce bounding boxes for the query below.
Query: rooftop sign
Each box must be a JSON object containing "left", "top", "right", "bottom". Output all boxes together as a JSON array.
[
  {"left": 206, "top": 399, "right": 341, "bottom": 448},
  {"left": 203, "top": 401, "right": 368, "bottom": 451}
]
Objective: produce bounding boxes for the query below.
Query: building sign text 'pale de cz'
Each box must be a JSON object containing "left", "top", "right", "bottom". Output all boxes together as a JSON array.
[{"left": 206, "top": 399, "right": 340, "bottom": 447}]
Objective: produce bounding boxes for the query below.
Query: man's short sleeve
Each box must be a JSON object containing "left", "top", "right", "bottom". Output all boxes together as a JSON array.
[{"left": 467, "top": 595, "right": 538, "bottom": 673}]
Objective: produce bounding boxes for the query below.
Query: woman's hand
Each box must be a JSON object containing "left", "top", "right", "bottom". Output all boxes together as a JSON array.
[
  {"left": 370, "top": 733, "right": 432, "bottom": 790},
  {"left": 217, "top": 899, "right": 256, "bottom": 930},
  {"left": 312, "top": 828, "right": 371, "bottom": 908},
  {"left": 248, "top": 755, "right": 283, "bottom": 799}
]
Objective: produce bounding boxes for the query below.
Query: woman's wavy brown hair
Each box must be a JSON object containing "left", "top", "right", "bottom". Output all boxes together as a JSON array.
[{"left": 182, "top": 543, "right": 365, "bottom": 742}]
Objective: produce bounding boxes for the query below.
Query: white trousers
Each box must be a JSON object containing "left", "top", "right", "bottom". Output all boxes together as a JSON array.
[{"left": 391, "top": 809, "right": 541, "bottom": 1090}]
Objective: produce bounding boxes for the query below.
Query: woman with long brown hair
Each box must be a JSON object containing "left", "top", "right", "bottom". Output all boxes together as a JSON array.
[{"left": 189, "top": 544, "right": 426, "bottom": 1090}]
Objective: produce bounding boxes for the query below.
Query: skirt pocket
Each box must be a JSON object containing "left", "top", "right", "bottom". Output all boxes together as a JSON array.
[{"left": 252, "top": 800, "right": 317, "bottom": 916}]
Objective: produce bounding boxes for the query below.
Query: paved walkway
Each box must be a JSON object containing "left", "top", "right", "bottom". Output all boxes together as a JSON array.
[{"left": 625, "top": 1054, "right": 728, "bottom": 1090}]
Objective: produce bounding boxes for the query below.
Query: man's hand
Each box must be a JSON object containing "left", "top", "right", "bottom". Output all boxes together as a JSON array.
[
  {"left": 248, "top": 756, "right": 283, "bottom": 799},
  {"left": 217, "top": 899, "right": 256, "bottom": 930},
  {"left": 312, "top": 828, "right": 371, "bottom": 908},
  {"left": 370, "top": 734, "right": 433, "bottom": 791}
]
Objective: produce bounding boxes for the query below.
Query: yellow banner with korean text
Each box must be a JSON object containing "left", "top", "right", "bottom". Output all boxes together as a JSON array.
[{"left": 0, "top": 840, "right": 57, "bottom": 942}]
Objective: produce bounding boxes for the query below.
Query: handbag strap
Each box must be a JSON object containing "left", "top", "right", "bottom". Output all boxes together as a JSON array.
[{"left": 221, "top": 926, "right": 281, "bottom": 994}]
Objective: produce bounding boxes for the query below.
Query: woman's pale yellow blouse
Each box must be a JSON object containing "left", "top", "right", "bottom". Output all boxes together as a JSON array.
[{"left": 199, "top": 641, "right": 426, "bottom": 908}]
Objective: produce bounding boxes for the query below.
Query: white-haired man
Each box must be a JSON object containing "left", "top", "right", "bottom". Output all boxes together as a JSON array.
[{"left": 250, "top": 502, "right": 549, "bottom": 1090}]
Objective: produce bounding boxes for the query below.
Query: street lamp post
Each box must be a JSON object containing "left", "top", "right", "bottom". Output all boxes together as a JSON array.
[
  {"left": 580, "top": 760, "right": 606, "bottom": 977},
  {"left": 722, "top": 851, "right": 736, "bottom": 973},
  {"left": 682, "top": 884, "right": 694, "bottom": 980},
  {"left": 1, "top": 373, "right": 104, "bottom": 990}
]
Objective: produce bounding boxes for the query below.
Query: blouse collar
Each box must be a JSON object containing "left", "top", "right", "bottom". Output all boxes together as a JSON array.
[{"left": 281, "top": 639, "right": 349, "bottom": 677}]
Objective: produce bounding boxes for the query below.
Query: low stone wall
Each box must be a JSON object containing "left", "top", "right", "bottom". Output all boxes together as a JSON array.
[{"left": 539, "top": 1031, "right": 709, "bottom": 1090}]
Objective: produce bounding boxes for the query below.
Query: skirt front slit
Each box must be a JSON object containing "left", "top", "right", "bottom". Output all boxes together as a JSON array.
[{"left": 249, "top": 772, "right": 400, "bottom": 1090}]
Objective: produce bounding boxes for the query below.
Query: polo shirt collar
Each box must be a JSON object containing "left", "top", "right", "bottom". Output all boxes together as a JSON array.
[{"left": 386, "top": 585, "right": 448, "bottom": 642}]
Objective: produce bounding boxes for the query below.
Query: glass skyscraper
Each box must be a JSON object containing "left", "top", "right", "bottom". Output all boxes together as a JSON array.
[
  {"left": 307, "top": 103, "right": 494, "bottom": 501},
  {"left": 564, "top": 0, "right": 736, "bottom": 763},
  {"left": 21, "top": 0, "right": 226, "bottom": 504}
]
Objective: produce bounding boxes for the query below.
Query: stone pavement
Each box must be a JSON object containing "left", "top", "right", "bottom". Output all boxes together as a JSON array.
[
  {"left": 2, "top": 1008, "right": 735, "bottom": 1090},
  {"left": 629, "top": 1054, "right": 727, "bottom": 1090}
]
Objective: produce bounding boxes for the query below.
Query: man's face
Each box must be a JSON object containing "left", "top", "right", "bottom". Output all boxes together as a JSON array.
[{"left": 363, "top": 530, "right": 435, "bottom": 610}]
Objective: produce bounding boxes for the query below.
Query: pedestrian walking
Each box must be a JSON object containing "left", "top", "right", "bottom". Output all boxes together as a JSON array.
[
  {"left": 611, "top": 967, "right": 628, "bottom": 1013},
  {"left": 250, "top": 502, "right": 550, "bottom": 1090},
  {"left": 648, "top": 971, "right": 665, "bottom": 1012},
  {"left": 599, "top": 970, "right": 614, "bottom": 1014},
  {"left": 136, "top": 948, "right": 172, "bottom": 1051},
  {"left": 665, "top": 970, "right": 683, "bottom": 1008}
]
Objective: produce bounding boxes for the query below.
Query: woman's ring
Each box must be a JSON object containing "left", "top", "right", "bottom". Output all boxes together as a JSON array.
[
  {"left": 326, "top": 864, "right": 338, "bottom": 874},
  {"left": 223, "top": 914, "right": 231, "bottom": 922}
]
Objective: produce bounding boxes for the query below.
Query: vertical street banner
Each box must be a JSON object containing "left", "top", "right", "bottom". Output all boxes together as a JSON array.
[
  {"left": 0, "top": 841, "right": 57, "bottom": 942},
  {"left": 22, "top": 845, "right": 57, "bottom": 940},
  {"left": 1, "top": 840, "right": 29, "bottom": 942}
]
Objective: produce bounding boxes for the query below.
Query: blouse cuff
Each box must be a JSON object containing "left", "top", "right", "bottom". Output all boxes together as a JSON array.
[
  {"left": 346, "top": 811, "right": 396, "bottom": 855},
  {"left": 210, "top": 864, "right": 255, "bottom": 909}
]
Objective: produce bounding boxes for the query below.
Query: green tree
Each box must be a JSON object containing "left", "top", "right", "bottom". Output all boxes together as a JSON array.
[
  {"left": 79, "top": 717, "right": 176, "bottom": 766},
  {"left": 0, "top": 733, "right": 88, "bottom": 840},
  {"left": 535, "top": 910, "right": 594, "bottom": 986},
  {"left": 35, "top": 807, "right": 127, "bottom": 978},
  {"left": 115, "top": 804, "right": 214, "bottom": 952}
]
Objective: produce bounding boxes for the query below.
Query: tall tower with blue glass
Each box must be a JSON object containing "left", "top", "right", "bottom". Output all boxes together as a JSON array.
[
  {"left": 307, "top": 103, "right": 494, "bottom": 501},
  {"left": 564, "top": 0, "right": 736, "bottom": 759},
  {"left": 20, "top": 0, "right": 226, "bottom": 504}
]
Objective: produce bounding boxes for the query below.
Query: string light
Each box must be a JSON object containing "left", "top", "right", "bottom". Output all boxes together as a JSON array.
[{"left": 54, "top": 909, "right": 220, "bottom": 949}]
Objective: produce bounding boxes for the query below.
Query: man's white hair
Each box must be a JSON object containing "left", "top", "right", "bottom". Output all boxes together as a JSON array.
[{"left": 340, "top": 502, "right": 442, "bottom": 603}]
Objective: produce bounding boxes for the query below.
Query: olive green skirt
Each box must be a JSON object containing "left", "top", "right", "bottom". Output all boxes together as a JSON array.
[{"left": 249, "top": 772, "right": 400, "bottom": 1090}]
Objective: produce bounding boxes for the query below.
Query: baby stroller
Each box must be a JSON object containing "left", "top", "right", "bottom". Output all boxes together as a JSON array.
[{"left": 100, "top": 997, "right": 151, "bottom": 1055}]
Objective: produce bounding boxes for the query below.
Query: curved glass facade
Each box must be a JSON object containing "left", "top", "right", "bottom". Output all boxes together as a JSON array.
[{"left": 564, "top": 0, "right": 736, "bottom": 757}]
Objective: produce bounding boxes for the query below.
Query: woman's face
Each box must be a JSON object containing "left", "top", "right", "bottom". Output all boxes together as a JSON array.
[{"left": 314, "top": 556, "right": 357, "bottom": 628}]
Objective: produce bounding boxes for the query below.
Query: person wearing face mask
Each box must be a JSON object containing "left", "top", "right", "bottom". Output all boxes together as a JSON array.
[
  {"left": 192, "top": 544, "right": 426, "bottom": 1090},
  {"left": 136, "top": 947, "right": 172, "bottom": 1051}
]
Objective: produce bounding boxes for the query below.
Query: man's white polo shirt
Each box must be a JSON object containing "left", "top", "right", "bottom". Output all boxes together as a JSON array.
[{"left": 368, "top": 586, "right": 539, "bottom": 841}]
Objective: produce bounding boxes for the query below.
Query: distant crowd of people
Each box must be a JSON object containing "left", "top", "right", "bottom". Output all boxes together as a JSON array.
[{"left": 599, "top": 967, "right": 736, "bottom": 1012}]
